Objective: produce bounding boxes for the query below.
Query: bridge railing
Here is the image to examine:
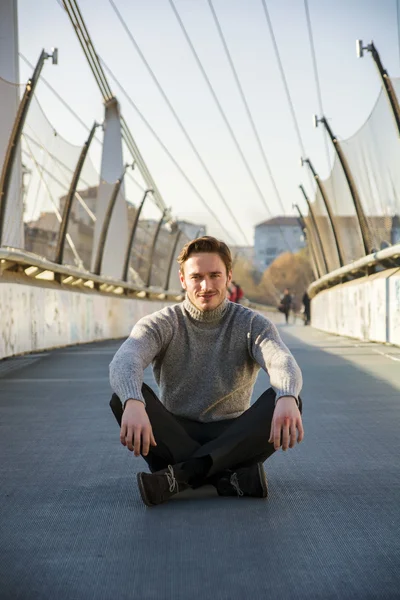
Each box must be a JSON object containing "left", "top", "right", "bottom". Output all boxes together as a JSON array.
[
  {"left": 0, "top": 246, "right": 183, "bottom": 301},
  {"left": 308, "top": 79, "right": 400, "bottom": 274},
  {"left": 308, "top": 241, "right": 400, "bottom": 298},
  {"left": 0, "top": 62, "right": 196, "bottom": 294},
  {"left": 299, "top": 41, "right": 400, "bottom": 287}
]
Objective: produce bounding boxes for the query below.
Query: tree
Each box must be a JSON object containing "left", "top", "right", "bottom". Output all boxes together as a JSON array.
[
  {"left": 231, "top": 248, "right": 315, "bottom": 308},
  {"left": 259, "top": 249, "right": 314, "bottom": 310}
]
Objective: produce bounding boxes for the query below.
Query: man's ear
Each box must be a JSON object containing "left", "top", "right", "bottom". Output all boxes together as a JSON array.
[
  {"left": 179, "top": 269, "right": 186, "bottom": 289},
  {"left": 227, "top": 270, "right": 233, "bottom": 286}
]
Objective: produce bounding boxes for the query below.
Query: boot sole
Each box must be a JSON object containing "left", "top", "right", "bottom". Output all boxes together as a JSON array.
[
  {"left": 257, "top": 463, "right": 269, "bottom": 498},
  {"left": 137, "top": 472, "right": 154, "bottom": 507}
]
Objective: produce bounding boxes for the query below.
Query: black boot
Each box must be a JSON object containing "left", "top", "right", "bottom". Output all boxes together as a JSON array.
[
  {"left": 137, "top": 465, "right": 191, "bottom": 507},
  {"left": 214, "top": 463, "right": 268, "bottom": 498}
]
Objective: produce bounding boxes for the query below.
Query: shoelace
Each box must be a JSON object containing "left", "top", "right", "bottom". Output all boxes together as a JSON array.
[
  {"left": 165, "top": 465, "right": 179, "bottom": 493},
  {"left": 230, "top": 472, "right": 244, "bottom": 497}
]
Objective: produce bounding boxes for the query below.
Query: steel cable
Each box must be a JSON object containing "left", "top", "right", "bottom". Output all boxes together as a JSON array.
[
  {"left": 209, "top": 0, "right": 289, "bottom": 217},
  {"left": 101, "top": 58, "right": 238, "bottom": 244},
  {"left": 109, "top": 0, "right": 249, "bottom": 245}
]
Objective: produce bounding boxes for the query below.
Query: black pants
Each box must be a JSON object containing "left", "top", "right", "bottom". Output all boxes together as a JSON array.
[{"left": 110, "top": 384, "right": 303, "bottom": 478}]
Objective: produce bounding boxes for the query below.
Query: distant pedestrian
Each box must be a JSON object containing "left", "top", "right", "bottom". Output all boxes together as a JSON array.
[
  {"left": 280, "top": 289, "right": 292, "bottom": 324},
  {"left": 228, "top": 282, "right": 237, "bottom": 302},
  {"left": 302, "top": 292, "right": 311, "bottom": 326},
  {"left": 234, "top": 282, "right": 244, "bottom": 304}
]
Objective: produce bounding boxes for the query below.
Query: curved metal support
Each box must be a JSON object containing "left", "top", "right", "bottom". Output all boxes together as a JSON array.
[
  {"left": 0, "top": 48, "right": 57, "bottom": 245},
  {"left": 122, "top": 189, "right": 152, "bottom": 282},
  {"left": 299, "top": 184, "right": 329, "bottom": 275},
  {"left": 293, "top": 203, "right": 321, "bottom": 279},
  {"left": 146, "top": 210, "right": 167, "bottom": 288},
  {"left": 314, "top": 115, "right": 372, "bottom": 255},
  {"left": 55, "top": 122, "right": 99, "bottom": 264},
  {"left": 93, "top": 167, "right": 129, "bottom": 276},
  {"left": 357, "top": 40, "right": 400, "bottom": 136},
  {"left": 301, "top": 158, "right": 344, "bottom": 267},
  {"left": 164, "top": 229, "right": 182, "bottom": 290}
]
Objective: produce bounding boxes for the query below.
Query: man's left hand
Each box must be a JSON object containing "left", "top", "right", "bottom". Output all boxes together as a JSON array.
[{"left": 268, "top": 396, "right": 304, "bottom": 451}]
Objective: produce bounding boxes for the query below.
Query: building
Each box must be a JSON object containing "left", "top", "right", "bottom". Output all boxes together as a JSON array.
[
  {"left": 254, "top": 216, "right": 305, "bottom": 272},
  {"left": 231, "top": 246, "right": 254, "bottom": 264}
]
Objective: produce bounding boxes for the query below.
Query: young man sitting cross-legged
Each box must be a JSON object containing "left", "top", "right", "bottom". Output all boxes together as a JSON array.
[{"left": 109, "top": 236, "right": 304, "bottom": 507}]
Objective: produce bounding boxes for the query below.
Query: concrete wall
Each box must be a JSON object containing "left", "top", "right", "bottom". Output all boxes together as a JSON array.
[
  {"left": 0, "top": 279, "right": 168, "bottom": 359},
  {"left": 0, "top": 277, "right": 285, "bottom": 360},
  {"left": 311, "top": 267, "right": 400, "bottom": 346}
]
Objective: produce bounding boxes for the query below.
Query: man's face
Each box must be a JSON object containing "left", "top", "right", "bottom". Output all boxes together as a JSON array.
[{"left": 179, "top": 252, "right": 232, "bottom": 312}]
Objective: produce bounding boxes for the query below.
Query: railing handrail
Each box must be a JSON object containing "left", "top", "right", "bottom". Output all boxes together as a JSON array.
[
  {"left": 0, "top": 246, "right": 183, "bottom": 300},
  {"left": 308, "top": 242, "right": 400, "bottom": 297}
]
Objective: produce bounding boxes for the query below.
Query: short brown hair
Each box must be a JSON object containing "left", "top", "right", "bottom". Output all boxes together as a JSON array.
[{"left": 177, "top": 236, "right": 232, "bottom": 275}]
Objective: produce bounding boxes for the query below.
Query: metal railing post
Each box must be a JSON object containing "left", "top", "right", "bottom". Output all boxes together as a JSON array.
[
  {"left": 357, "top": 40, "right": 400, "bottom": 136},
  {"left": 122, "top": 189, "right": 152, "bottom": 282},
  {"left": 146, "top": 210, "right": 167, "bottom": 288},
  {"left": 301, "top": 158, "right": 345, "bottom": 267},
  {"left": 293, "top": 202, "right": 321, "bottom": 279},
  {"left": 0, "top": 48, "right": 58, "bottom": 245},
  {"left": 164, "top": 229, "right": 182, "bottom": 290},
  {"left": 299, "top": 184, "right": 329, "bottom": 274},
  {"left": 314, "top": 115, "right": 372, "bottom": 255},
  {"left": 55, "top": 122, "right": 99, "bottom": 264},
  {"left": 93, "top": 165, "right": 130, "bottom": 276}
]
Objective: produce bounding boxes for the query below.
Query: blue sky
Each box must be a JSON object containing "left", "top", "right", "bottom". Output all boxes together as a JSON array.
[{"left": 14, "top": 0, "right": 400, "bottom": 244}]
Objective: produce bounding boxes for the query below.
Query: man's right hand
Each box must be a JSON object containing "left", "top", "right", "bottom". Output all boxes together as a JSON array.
[{"left": 120, "top": 399, "right": 157, "bottom": 457}]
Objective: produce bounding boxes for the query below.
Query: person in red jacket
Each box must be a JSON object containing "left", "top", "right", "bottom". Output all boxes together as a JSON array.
[
  {"left": 228, "top": 282, "right": 237, "bottom": 302},
  {"left": 235, "top": 283, "right": 244, "bottom": 303}
]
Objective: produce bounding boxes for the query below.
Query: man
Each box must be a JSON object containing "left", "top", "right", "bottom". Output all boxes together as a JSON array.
[
  {"left": 280, "top": 289, "right": 292, "bottom": 325},
  {"left": 109, "top": 236, "right": 304, "bottom": 507},
  {"left": 234, "top": 282, "right": 244, "bottom": 303},
  {"left": 302, "top": 291, "right": 311, "bottom": 326}
]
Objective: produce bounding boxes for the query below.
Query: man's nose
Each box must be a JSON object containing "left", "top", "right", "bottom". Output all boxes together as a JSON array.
[{"left": 200, "top": 278, "right": 210, "bottom": 290}]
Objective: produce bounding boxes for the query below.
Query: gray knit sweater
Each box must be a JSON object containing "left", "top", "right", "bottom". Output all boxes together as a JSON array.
[{"left": 109, "top": 298, "right": 303, "bottom": 422}]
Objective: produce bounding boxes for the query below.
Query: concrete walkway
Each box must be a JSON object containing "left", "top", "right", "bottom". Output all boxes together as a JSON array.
[{"left": 1, "top": 320, "right": 399, "bottom": 599}]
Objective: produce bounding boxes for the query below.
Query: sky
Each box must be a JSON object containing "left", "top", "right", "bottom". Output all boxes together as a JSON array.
[{"left": 11, "top": 0, "right": 400, "bottom": 245}]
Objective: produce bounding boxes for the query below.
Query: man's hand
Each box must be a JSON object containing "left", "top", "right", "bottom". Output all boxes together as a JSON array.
[
  {"left": 120, "top": 399, "right": 157, "bottom": 457},
  {"left": 268, "top": 396, "right": 304, "bottom": 451}
]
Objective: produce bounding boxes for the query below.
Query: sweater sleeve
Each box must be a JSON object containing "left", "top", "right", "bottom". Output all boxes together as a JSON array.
[
  {"left": 109, "top": 310, "right": 173, "bottom": 405},
  {"left": 249, "top": 313, "right": 303, "bottom": 402}
]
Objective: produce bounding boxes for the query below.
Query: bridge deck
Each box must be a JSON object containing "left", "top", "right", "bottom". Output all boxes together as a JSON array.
[{"left": 1, "top": 322, "right": 400, "bottom": 599}]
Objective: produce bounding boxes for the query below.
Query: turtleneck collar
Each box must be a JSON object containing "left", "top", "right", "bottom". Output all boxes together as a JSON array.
[{"left": 183, "top": 296, "right": 229, "bottom": 323}]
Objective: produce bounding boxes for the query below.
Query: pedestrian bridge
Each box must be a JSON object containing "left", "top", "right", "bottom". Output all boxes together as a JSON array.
[
  {"left": 1, "top": 1, "right": 400, "bottom": 597},
  {"left": 1, "top": 317, "right": 399, "bottom": 599}
]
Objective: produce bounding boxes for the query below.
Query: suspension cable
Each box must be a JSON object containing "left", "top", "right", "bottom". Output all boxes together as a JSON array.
[
  {"left": 260, "top": 0, "right": 315, "bottom": 194},
  {"left": 168, "top": 0, "right": 294, "bottom": 251},
  {"left": 168, "top": 0, "right": 272, "bottom": 217},
  {"left": 304, "top": 0, "right": 336, "bottom": 187},
  {"left": 62, "top": 0, "right": 113, "bottom": 100},
  {"left": 58, "top": 0, "right": 170, "bottom": 214},
  {"left": 208, "top": 0, "right": 287, "bottom": 216},
  {"left": 101, "top": 58, "right": 239, "bottom": 245},
  {"left": 109, "top": 0, "right": 249, "bottom": 245}
]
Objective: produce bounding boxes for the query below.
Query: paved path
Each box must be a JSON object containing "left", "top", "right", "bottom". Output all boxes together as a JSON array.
[{"left": 1, "top": 320, "right": 399, "bottom": 599}]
